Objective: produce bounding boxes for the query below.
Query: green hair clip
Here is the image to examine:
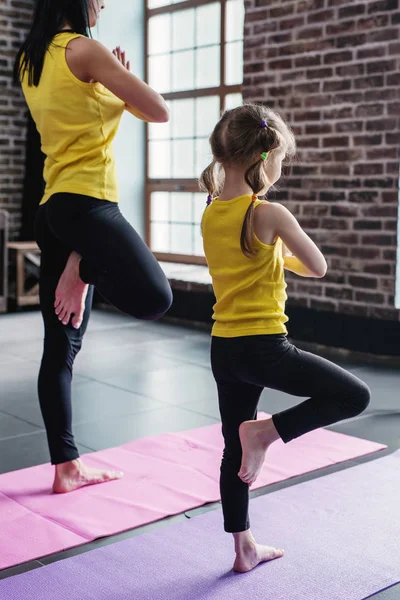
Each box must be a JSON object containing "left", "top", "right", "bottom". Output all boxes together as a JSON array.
[{"left": 260, "top": 152, "right": 269, "bottom": 161}]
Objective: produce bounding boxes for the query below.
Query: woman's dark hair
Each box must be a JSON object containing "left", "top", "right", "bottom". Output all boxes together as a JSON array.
[{"left": 14, "top": 0, "right": 92, "bottom": 87}]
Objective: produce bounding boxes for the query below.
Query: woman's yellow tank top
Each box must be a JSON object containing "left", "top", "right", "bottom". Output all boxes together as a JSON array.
[
  {"left": 21, "top": 32, "right": 125, "bottom": 205},
  {"left": 202, "top": 195, "right": 288, "bottom": 338}
]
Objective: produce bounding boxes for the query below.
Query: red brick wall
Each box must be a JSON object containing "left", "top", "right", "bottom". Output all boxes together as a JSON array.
[
  {"left": 244, "top": 0, "right": 400, "bottom": 321},
  {"left": 0, "top": 0, "right": 33, "bottom": 238}
]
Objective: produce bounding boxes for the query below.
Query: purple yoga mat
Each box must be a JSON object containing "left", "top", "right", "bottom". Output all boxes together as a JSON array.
[{"left": 2, "top": 451, "right": 399, "bottom": 600}]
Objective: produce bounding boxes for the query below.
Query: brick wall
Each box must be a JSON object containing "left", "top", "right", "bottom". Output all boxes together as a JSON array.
[
  {"left": 244, "top": 0, "right": 400, "bottom": 321},
  {"left": 0, "top": 0, "right": 33, "bottom": 239}
]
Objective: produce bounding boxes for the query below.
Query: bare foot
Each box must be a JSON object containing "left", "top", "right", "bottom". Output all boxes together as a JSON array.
[
  {"left": 234, "top": 542, "right": 284, "bottom": 573},
  {"left": 53, "top": 459, "right": 123, "bottom": 494},
  {"left": 55, "top": 251, "right": 89, "bottom": 329},
  {"left": 238, "top": 418, "right": 280, "bottom": 486}
]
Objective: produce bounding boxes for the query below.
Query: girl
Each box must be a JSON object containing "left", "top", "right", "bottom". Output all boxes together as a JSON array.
[
  {"left": 200, "top": 104, "right": 370, "bottom": 573},
  {"left": 14, "top": 0, "right": 172, "bottom": 493}
]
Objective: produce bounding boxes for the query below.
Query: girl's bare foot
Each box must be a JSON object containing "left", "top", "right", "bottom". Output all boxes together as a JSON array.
[
  {"left": 55, "top": 251, "right": 88, "bottom": 329},
  {"left": 238, "top": 418, "right": 280, "bottom": 486},
  {"left": 233, "top": 530, "right": 284, "bottom": 573},
  {"left": 53, "top": 459, "right": 123, "bottom": 494}
]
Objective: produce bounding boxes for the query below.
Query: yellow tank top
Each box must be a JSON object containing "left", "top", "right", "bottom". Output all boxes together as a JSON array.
[
  {"left": 21, "top": 32, "right": 125, "bottom": 205},
  {"left": 202, "top": 195, "right": 288, "bottom": 338}
]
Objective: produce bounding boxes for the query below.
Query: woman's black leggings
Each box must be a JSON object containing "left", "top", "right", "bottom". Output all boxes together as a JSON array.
[
  {"left": 211, "top": 334, "right": 371, "bottom": 534},
  {"left": 34, "top": 193, "right": 173, "bottom": 465}
]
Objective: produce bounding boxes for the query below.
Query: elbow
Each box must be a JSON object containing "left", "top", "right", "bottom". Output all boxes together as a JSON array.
[
  {"left": 313, "top": 261, "right": 328, "bottom": 278},
  {"left": 152, "top": 103, "right": 170, "bottom": 123}
]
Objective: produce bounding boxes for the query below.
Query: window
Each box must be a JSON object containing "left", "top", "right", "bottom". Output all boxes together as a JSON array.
[{"left": 145, "top": 0, "right": 244, "bottom": 264}]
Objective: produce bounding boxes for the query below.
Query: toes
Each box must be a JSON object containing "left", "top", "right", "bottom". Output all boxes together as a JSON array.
[{"left": 62, "top": 313, "right": 71, "bottom": 326}]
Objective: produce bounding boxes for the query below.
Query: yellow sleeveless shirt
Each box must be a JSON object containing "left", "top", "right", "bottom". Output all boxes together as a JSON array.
[
  {"left": 202, "top": 195, "right": 288, "bottom": 337},
  {"left": 21, "top": 32, "right": 125, "bottom": 205}
]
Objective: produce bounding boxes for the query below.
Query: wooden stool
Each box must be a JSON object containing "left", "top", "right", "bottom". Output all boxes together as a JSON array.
[{"left": 7, "top": 241, "right": 41, "bottom": 307}]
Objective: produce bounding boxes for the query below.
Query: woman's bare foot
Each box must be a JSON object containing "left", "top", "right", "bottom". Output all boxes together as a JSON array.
[
  {"left": 233, "top": 530, "right": 284, "bottom": 573},
  {"left": 238, "top": 418, "right": 280, "bottom": 486},
  {"left": 55, "top": 251, "right": 88, "bottom": 329},
  {"left": 53, "top": 459, "right": 123, "bottom": 494}
]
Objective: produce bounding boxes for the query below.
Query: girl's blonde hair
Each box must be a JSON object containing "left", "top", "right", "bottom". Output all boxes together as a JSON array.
[{"left": 199, "top": 103, "right": 296, "bottom": 258}]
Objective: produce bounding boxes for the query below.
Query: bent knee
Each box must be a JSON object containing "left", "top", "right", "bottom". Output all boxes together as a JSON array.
[
  {"left": 350, "top": 380, "right": 371, "bottom": 415},
  {"left": 139, "top": 286, "right": 173, "bottom": 321}
]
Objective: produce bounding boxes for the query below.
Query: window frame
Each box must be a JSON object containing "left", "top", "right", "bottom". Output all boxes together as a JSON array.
[{"left": 145, "top": 0, "right": 242, "bottom": 265}]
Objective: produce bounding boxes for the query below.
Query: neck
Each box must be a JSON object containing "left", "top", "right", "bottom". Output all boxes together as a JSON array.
[{"left": 218, "top": 166, "right": 269, "bottom": 201}]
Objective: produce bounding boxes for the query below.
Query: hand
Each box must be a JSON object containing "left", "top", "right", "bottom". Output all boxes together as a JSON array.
[{"left": 112, "top": 46, "right": 130, "bottom": 71}]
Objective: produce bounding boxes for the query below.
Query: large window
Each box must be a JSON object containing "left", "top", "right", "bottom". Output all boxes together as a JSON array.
[{"left": 145, "top": 0, "right": 244, "bottom": 264}]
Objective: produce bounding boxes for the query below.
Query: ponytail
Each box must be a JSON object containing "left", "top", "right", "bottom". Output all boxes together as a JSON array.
[
  {"left": 240, "top": 158, "right": 268, "bottom": 258},
  {"left": 199, "top": 159, "right": 222, "bottom": 202}
]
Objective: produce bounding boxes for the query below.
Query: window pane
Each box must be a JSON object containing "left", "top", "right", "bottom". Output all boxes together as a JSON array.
[
  {"left": 194, "top": 193, "right": 206, "bottom": 224},
  {"left": 194, "top": 225, "right": 204, "bottom": 256},
  {"left": 196, "top": 3, "right": 221, "bottom": 47},
  {"left": 172, "top": 139, "right": 195, "bottom": 178},
  {"left": 148, "top": 0, "right": 170, "bottom": 9},
  {"left": 148, "top": 14, "right": 171, "bottom": 55},
  {"left": 225, "top": 41, "right": 243, "bottom": 86},
  {"left": 171, "top": 192, "right": 192, "bottom": 222},
  {"left": 149, "top": 55, "right": 171, "bottom": 93},
  {"left": 196, "top": 46, "right": 220, "bottom": 89},
  {"left": 172, "top": 98, "right": 194, "bottom": 138},
  {"left": 224, "top": 93, "right": 243, "bottom": 110},
  {"left": 196, "top": 95, "right": 220, "bottom": 137},
  {"left": 172, "top": 9, "right": 195, "bottom": 51},
  {"left": 151, "top": 223, "right": 170, "bottom": 252},
  {"left": 149, "top": 140, "right": 172, "bottom": 178},
  {"left": 226, "top": 0, "right": 245, "bottom": 42},
  {"left": 151, "top": 192, "right": 170, "bottom": 222},
  {"left": 171, "top": 224, "right": 193, "bottom": 254},
  {"left": 172, "top": 50, "right": 195, "bottom": 91},
  {"left": 196, "top": 137, "right": 212, "bottom": 176}
]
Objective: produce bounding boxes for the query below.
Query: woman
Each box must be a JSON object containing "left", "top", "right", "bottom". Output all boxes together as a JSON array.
[{"left": 14, "top": 0, "right": 173, "bottom": 493}]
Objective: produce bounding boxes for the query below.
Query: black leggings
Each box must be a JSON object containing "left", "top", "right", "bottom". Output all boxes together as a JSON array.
[
  {"left": 211, "top": 334, "right": 371, "bottom": 533},
  {"left": 34, "top": 193, "right": 172, "bottom": 465}
]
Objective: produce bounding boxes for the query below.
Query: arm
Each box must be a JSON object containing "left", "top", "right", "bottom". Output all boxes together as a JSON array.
[
  {"left": 69, "top": 38, "right": 169, "bottom": 123},
  {"left": 255, "top": 203, "right": 327, "bottom": 278}
]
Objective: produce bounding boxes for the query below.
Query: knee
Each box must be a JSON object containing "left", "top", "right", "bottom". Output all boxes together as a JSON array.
[
  {"left": 349, "top": 380, "right": 371, "bottom": 416},
  {"left": 139, "top": 286, "right": 173, "bottom": 321}
]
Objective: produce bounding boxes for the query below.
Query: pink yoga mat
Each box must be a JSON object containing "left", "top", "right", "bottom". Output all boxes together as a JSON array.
[{"left": 0, "top": 413, "right": 386, "bottom": 570}]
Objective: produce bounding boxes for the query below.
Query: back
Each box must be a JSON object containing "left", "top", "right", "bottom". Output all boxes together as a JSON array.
[
  {"left": 202, "top": 195, "right": 288, "bottom": 337},
  {"left": 21, "top": 32, "right": 125, "bottom": 205}
]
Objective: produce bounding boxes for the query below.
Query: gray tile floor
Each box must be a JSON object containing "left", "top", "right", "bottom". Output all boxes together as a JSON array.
[{"left": 0, "top": 309, "right": 399, "bottom": 598}]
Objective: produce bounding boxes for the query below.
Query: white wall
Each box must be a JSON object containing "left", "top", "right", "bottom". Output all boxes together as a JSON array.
[{"left": 95, "top": 1, "right": 146, "bottom": 236}]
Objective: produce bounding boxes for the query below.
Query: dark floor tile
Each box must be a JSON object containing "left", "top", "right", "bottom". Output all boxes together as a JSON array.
[
  {"left": 0, "top": 431, "right": 94, "bottom": 474},
  {"left": 0, "top": 560, "right": 43, "bottom": 580},
  {"left": 69, "top": 380, "right": 165, "bottom": 425},
  {"left": 328, "top": 412, "right": 400, "bottom": 449},
  {"left": 74, "top": 348, "right": 179, "bottom": 381},
  {"left": 103, "top": 363, "right": 216, "bottom": 406},
  {"left": 73, "top": 405, "right": 218, "bottom": 451},
  {"left": 0, "top": 411, "right": 42, "bottom": 439},
  {"left": 148, "top": 335, "right": 212, "bottom": 368},
  {"left": 365, "top": 584, "right": 400, "bottom": 600}
]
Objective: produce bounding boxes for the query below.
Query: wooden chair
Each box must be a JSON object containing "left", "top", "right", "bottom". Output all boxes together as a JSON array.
[{"left": 7, "top": 241, "right": 41, "bottom": 307}]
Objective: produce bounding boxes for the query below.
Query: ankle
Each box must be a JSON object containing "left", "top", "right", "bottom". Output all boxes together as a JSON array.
[
  {"left": 259, "top": 418, "right": 280, "bottom": 446},
  {"left": 55, "top": 458, "right": 81, "bottom": 475},
  {"left": 233, "top": 530, "right": 256, "bottom": 553}
]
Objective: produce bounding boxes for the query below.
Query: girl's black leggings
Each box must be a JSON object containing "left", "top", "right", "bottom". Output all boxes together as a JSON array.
[
  {"left": 211, "top": 334, "right": 371, "bottom": 533},
  {"left": 34, "top": 193, "right": 173, "bottom": 465}
]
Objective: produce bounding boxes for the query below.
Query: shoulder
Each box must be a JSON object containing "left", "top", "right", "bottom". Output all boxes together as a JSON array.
[
  {"left": 254, "top": 201, "right": 292, "bottom": 225},
  {"left": 66, "top": 37, "right": 110, "bottom": 61}
]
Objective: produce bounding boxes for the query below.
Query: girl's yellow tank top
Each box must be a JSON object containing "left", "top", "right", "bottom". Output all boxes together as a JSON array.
[
  {"left": 21, "top": 32, "right": 125, "bottom": 205},
  {"left": 202, "top": 195, "right": 288, "bottom": 338}
]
